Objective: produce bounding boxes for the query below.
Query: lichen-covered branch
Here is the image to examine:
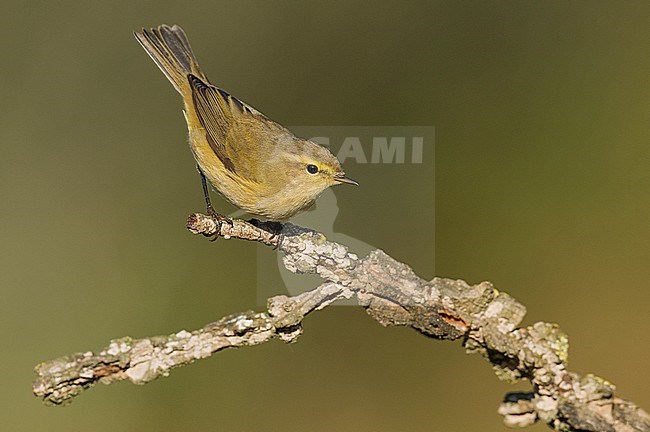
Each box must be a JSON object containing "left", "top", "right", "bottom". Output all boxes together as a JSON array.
[
  {"left": 32, "top": 281, "right": 352, "bottom": 405},
  {"left": 32, "top": 213, "right": 650, "bottom": 432}
]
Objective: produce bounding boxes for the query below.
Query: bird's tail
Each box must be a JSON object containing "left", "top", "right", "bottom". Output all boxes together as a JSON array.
[{"left": 134, "top": 24, "right": 208, "bottom": 94}]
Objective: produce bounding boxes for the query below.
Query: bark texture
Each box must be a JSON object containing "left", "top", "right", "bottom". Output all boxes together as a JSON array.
[{"left": 32, "top": 213, "right": 650, "bottom": 431}]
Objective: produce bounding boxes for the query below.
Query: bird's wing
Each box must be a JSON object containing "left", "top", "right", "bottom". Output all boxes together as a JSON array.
[{"left": 188, "top": 74, "right": 270, "bottom": 182}]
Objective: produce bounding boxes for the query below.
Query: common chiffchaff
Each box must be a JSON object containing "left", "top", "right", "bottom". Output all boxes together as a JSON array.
[{"left": 134, "top": 24, "right": 357, "bottom": 221}]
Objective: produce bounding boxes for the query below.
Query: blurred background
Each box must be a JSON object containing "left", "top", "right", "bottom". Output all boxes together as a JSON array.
[{"left": 1, "top": 1, "right": 649, "bottom": 430}]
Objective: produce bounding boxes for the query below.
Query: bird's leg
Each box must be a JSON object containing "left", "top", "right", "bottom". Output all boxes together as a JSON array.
[
  {"left": 197, "top": 165, "right": 232, "bottom": 241},
  {"left": 267, "top": 221, "right": 285, "bottom": 250},
  {"left": 247, "top": 219, "right": 285, "bottom": 249},
  {"left": 272, "top": 231, "right": 285, "bottom": 250},
  {"left": 198, "top": 165, "right": 217, "bottom": 217}
]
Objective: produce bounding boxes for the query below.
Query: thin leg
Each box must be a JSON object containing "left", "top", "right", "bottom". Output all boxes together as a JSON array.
[
  {"left": 197, "top": 165, "right": 217, "bottom": 217},
  {"left": 196, "top": 165, "right": 232, "bottom": 242},
  {"left": 248, "top": 219, "right": 285, "bottom": 249}
]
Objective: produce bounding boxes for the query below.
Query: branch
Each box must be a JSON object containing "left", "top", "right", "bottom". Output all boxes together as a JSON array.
[{"left": 32, "top": 213, "right": 650, "bottom": 432}]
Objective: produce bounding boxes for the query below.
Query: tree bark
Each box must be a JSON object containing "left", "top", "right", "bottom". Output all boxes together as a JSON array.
[{"left": 32, "top": 213, "right": 650, "bottom": 432}]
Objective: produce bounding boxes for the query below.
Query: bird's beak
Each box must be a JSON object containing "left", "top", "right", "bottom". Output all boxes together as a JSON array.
[{"left": 333, "top": 174, "right": 359, "bottom": 186}]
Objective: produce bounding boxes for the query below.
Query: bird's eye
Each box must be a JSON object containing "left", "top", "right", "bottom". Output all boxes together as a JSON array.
[{"left": 306, "top": 164, "right": 319, "bottom": 175}]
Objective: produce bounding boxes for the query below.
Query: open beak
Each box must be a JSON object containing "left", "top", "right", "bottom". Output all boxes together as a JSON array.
[{"left": 334, "top": 174, "right": 359, "bottom": 186}]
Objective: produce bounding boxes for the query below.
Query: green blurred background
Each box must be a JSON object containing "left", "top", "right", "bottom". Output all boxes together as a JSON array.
[{"left": 2, "top": 1, "right": 649, "bottom": 430}]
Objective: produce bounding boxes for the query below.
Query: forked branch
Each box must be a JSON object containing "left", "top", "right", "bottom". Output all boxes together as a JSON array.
[{"left": 32, "top": 213, "right": 650, "bottom": 432}]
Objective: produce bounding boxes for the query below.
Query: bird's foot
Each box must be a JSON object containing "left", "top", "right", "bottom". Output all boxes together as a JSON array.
[
  {"left": 206, "top": 206, "right": 233, "bottom": 242},
  {"left": 248, "top": 219, "right": 285, "bottom": 249}
]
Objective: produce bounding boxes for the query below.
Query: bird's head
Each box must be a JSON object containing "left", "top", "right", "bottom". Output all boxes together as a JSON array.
[{"left": 285, "top": 139, "right": 358, "bottom": 195}]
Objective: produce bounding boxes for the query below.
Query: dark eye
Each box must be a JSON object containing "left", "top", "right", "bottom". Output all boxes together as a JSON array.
[{"left": 306, "top": 164, "right": 319, "bottom": 174}]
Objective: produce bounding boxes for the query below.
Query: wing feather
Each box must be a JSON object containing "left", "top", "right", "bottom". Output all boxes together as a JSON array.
[
  {"left": 188, "top": 74, "right": 291, "bottom": 185},
  {"left": 188, "top": 74, "right": 241, "bottom": 173}
]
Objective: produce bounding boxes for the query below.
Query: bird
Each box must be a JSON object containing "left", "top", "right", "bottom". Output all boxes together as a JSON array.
[{"left": 134, "top": 24, "right": 357, "bottom": 225}]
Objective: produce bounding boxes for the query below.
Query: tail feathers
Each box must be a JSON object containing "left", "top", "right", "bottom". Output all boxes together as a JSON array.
[{"left": 134, "top": 24, "right": 208, "bottom": 94}]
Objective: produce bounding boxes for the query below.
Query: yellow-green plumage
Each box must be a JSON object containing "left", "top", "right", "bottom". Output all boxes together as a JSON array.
[{"left": 134, "top": 24, "right": 356, "bottom": 220}]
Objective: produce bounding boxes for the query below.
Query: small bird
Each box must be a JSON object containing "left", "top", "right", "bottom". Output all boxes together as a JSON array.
[{"left": 134, "top": 24, "right": 357, "bottom": 223}]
